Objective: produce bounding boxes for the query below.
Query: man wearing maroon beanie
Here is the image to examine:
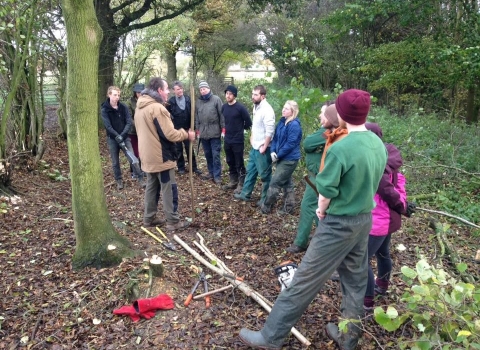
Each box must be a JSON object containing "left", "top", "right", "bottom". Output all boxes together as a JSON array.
[{"left": 238, "top": 89, "right": 387, "bottom": 350}]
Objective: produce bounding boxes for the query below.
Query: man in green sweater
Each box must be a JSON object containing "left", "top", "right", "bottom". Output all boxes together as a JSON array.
[
  {"left": 286, "top": 102, "right": 338, "bottom": 253},
  {"left": 239, "top": 89, "right": 387, "bottom": 350}
]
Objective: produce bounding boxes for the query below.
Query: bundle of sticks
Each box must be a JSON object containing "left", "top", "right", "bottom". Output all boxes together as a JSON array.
[{"left": 173, "top": 233, "right": 311, "bottom": 346}]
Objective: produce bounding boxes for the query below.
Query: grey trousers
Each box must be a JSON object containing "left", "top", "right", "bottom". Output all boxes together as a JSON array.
[
  {"left": 261, "top": 213, "right": 372, "bottom": 346},
  {"left": 144, "top": 169, "right": 180, "bottom": 224}
]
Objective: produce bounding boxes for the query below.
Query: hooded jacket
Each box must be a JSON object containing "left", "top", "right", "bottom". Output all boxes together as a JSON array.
[
  {"left": 134, "top": 89, "right": 188, "bottom": 173},
  {"left": 370, "top": 143, "right": 407, "bottom": 236},
  {"left": 101, "top": 98, "right": 132, "bottom": 139}
]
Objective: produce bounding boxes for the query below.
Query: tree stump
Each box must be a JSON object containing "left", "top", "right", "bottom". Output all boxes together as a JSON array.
[{"left": 149, "top": 255, "right": 164, "bottom": 278}]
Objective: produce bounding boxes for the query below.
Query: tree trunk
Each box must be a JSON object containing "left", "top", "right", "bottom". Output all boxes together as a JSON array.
[
  {"left": 165, "top": 49, "right": 178, "bottom": 83},
  {"left": 95, "top": 1, "right": 118, "bottom": 128},
  {"left": 465, "top": 85, "right": 476, "bottom": 124},
  {"left": 62, "top": 0, "right": 135, "bottom": 270}
]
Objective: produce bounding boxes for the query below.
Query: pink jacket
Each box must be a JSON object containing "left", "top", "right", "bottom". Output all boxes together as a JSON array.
[{"left": 370, "top": 143, "right": 407, "bottom": 236}]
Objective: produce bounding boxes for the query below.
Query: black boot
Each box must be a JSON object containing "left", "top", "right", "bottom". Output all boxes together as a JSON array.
[
  {"left": 222, "top": 174, "right": 238, "bottom": 190},
  {"left": 326, "top": 321, "right": 362, "bottom": 350},
  {"left": 234, "top": 174, "right": 245, "bottom": 194},
  {"left": 238, "top": 329, "right": 281, "bottom": 349}
]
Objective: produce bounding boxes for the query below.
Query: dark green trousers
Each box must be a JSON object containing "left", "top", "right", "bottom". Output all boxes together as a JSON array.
[
  {"left": 260, "top": 213, "right": 372, "bottom": 347},
  {"left": 293, "top": 175, "right": 318, "bottom": 248}
]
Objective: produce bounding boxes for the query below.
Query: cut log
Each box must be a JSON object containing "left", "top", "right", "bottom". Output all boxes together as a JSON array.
[{"left": 149, "top": 255, "right": 164, "bottom": 278}]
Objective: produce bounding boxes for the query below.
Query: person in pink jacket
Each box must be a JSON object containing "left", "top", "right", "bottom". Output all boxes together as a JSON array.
[{"left": 364, "top": 123, "right": 407, "bottom": 312}]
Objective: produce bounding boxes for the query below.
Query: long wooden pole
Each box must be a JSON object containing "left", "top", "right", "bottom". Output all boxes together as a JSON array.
[{"left": 189, "top": 84, "right": 196, "bottom": 220}]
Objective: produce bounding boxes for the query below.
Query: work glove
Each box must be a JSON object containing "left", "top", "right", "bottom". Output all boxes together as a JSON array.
[
  {"left": 271, "top": 152, "right": 278, "bottom": 163},
  {"left": 404, "top": 201, "right": 417, "bottom": 217},
  {"left": 113, "top": 305, "right": 156, "bottom": 322},
  {"left": 133, "top": 293, "right": 175, "bottom": 314},
  {"left": 115, "top": 135, "right": 123, "bottom": 144},
  {"left": 221, "top": 128, "right": 225, "bottom": 139}
]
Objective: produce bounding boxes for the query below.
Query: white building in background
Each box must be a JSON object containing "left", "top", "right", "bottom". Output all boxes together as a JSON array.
[
  {"left": 175, "top": 51, "right": 277, "bottom": 82},
  {"left": 227, "top": 63, "right": 277, "bottom": 82}
]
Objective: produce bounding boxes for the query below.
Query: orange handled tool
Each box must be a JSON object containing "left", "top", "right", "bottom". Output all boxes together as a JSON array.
[
  {"left": 202, "top": 274, "right": 211, "bottom": 308},
  {"left": 184, "top": 278, "right": 201, "bottom": 307}
]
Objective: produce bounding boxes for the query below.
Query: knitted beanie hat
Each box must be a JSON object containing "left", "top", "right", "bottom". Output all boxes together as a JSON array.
[
  {"left": 224, "top": 85, "right": 238, "bottom": 97},
  {"left": 324, "top": 104, "right": 339, "bottom": 128},
  {"left": 335, "top": 89, "right": 371, "bottom": 125},
  {"left": 199, "top": 81, "right": 210, "bottom": 89}
]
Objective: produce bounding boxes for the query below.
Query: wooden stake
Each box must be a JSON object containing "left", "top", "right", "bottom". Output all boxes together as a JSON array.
[{"left": 189, "top": 83, "right": 196, "bottom": 220}]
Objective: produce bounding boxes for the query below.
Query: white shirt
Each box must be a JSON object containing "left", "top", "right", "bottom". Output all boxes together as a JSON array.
[{"left": 251, "top": 99, "right": 275, "bottom": 150}]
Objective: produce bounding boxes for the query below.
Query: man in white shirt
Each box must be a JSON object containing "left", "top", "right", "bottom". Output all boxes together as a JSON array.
[{"left": 233, "top": 85, "right": 275, "bottom": 205}]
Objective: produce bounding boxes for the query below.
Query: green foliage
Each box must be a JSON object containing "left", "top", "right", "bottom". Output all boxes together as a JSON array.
[
  {"left": 236, "top": 79, "right": 333, "bottom": 179},
  {"left": 39, "top": 160, "right": 68, "bottom": 181},
  {"left": 370, "top": 109, "right": 480, "bottom": 223},
  {"left": 375, "top": 259, "right": 480, "bottom": 349}
]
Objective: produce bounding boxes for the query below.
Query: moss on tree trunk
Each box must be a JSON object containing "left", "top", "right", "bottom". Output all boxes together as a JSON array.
[{"left": 62, "top": 0, "right": 134, "bottom": 270}]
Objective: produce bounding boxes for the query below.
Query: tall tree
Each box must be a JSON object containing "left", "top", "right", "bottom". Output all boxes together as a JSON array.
[
  {"left": 94, "top": 0, "right": 205, "bottom": 106},
  {"left": 62, "top": 0, "right": 134, "bottom": 269}
]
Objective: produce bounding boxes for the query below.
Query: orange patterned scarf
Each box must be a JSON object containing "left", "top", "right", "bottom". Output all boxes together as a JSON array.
[{"left": 319, "top": 127, "right": 349, "bottom": 172}]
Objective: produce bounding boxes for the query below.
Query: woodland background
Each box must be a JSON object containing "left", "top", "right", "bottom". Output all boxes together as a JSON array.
[{"left": 0, "top": 0, "right": 479, "bottom": 349}]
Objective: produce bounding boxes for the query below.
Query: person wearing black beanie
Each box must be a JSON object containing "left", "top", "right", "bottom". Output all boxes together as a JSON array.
[{"left": 221, "top": 85, "right": 252, "bottom": 191}]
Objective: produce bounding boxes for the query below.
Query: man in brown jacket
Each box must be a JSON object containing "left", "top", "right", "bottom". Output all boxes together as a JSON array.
[{"left": 135, "top": 77, "right": 195, "bottom": 231}]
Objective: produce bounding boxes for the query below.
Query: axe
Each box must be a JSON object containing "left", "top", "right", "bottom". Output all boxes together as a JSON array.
[
  {"left": 304, "top": 175, "right": 319, "bottom": 195},
  {"left": 119, "top": 141, "right": 141, "bottom": 175}
]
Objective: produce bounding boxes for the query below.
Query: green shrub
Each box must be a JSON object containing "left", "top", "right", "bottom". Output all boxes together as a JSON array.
[
  {"left": 368, "top": 109, "right": 480, "bottom": 223},
  {"left": 374, "top": 259, "right": 480, "bottom": 349}
]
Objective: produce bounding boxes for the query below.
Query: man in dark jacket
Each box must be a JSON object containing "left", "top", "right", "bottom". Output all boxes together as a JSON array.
[
  {"left": 221, "top": 85, "right": 252, "bottom": 191},
  {"left": 101, "top": 86, "right": 144, "bottom": 190},
  {"left": 167, "top": 81, "right": 201, "bottom": 175}
]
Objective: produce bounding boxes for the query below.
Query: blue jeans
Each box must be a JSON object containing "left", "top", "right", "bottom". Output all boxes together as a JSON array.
[
  {"left": 366, "top": 233, "right": 392, "bottom": 298},
  {"left": 240, "top": 148, "right": 272, "bottom": 201},
  {"left": 106, "top": 137, "right": 140, "bottom": 180},
  {"left": 260, "top": 213, "right": 372, "bottom": 346},
  {"left": 201, "top": 138, "right": 222, "bottom": 180}
]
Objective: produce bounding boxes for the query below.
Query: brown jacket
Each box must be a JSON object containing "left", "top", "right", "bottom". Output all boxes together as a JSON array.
[{"left": 135, "top": 89, "right": 188, "bottom": 173}]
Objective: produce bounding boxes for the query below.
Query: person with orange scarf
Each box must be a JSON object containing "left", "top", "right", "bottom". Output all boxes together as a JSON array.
[{"left": 285, "top": 102, "right": 339, "bottom": 253}]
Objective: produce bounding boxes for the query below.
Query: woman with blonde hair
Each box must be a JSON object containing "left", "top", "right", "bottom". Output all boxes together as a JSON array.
[{"left": 260, "top": 100, "right": 302, "bottom": 214}]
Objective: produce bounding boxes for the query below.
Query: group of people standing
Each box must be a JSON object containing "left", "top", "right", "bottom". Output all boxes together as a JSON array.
[
  {"left": 238, "top": 90, "right": 408, "bottom": 350},
  {"left": 101, "top": 79, "right": 408, "bottom": 349}
]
